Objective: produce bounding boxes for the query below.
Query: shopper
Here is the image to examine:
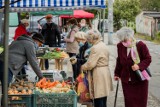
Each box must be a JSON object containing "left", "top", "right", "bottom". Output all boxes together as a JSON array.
[
  {"left": 41, "top": 14, "right": 61, "bottom": 70},
  {"left": 70, "top": 31, "right": 91, "bottom": 80},
  {"left": 64, "top": 18, "right": 79, "bottom": 80},
  {"left": 114, "top": 27, "right": 152, "bottom": 107},
  {"left": 13, "top": 19, "right": 31, "bottom": 78},
  {"left": 81, "top": 29, "right": 113, "bottom": 107},
  {"left": 79, "top": 19, "right": 89, "bottom": 32},
  {"left": 13, "top": 19, "right": 30, "bottom": 40}
]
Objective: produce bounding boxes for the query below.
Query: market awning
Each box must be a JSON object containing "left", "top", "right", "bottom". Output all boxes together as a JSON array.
[
  {"left": 60, "top": 10, "right": 94, "bottom": 18},
  {"left": 30, "top": 10, "right": 73, "bottom": 16},
  {"left": 0, "top": 0, "right": 107, "bottom": 12}
]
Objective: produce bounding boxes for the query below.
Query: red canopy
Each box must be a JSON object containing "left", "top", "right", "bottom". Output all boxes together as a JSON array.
[{"left": 60, "top": 10, "right": 94, "bottom": 18}]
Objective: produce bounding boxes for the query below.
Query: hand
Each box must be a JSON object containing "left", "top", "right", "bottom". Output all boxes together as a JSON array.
[
  {"left": 114, "top": 76, "right": 120, "bottom": 81},
  {"left": 81, "top": 65, "right": 85, "bottom": 71},
  {"left": 70, "top": 57, "right": 77, "bottom": 64},
  {"left": 63, "top": 37, "right": 67, "bottom": 42},
  {"left": 132, "top": 64, "right": 139, "bottom": 71}
]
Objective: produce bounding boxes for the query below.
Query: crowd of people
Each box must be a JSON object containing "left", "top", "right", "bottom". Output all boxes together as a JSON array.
[{"left": 0, "top": 13, "right": 152, "bottom": 107}]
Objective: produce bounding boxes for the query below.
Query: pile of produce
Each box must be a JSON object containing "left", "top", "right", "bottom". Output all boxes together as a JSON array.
[
  {"left": 8, "top": 80, "right": 34, "bottom": 95},
  {"left": 0, "top": 46, "right": 3, "bottom": 54},
  {"left": 8, "top": 80, "right": 34, "bottom": 101},
  {"left": 9, "top": 80, "right": 34, "bottom": 90},
  {"left": 36, "top": 78, "right": 71, "bottom": 93},
  {"left": 42, "top": 48, "right": 68, "bottom": 59}
]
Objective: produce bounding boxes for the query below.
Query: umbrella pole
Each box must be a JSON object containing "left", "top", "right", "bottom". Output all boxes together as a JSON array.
[{"left": 3, "top": 0, "right": 9, "bottom": 107}]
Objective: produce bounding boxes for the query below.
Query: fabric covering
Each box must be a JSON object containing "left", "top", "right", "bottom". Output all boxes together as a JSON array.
[
  {"left": 60, "top": 10, "right": 94, "bottom": 18},
  {"left": 0, "top": 0, "right": 107, "bottom": 12}
]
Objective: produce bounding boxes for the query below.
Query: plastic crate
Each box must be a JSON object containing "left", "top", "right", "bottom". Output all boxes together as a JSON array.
[
  {"left": 8, "top": 94, "right": 32, "bottom": 107},
  {"left": 33, "top": 90, "right": 77, "bottom": 107}
]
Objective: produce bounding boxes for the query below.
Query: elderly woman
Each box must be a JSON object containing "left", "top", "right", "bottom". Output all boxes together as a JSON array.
[
  {"left": 114, "top": 27, "right": 151, "bottom": 107},
  {"left": 13, "top": 19, "right": 30, "bottom": 40},
  {"left": 70, "top": 31, "right": 92, "bottom": 80},
  {"left": 81, "top": 30, "right": 113, "bottom": 107}
]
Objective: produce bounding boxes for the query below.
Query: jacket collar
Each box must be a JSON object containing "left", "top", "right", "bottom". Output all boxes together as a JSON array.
[{"left": 17, "top": 35, "right": 34, "bottom": 43}]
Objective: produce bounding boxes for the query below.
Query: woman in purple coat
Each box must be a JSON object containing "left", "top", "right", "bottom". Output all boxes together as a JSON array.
[{"left": 114, "top": 27, "right": 151, "bottom": 107}]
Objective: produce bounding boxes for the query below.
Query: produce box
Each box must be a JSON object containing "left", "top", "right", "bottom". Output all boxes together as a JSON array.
[
  {"left": 33, "top": 90, "right": 77, "bottom": 107},
  {"left": 8, "top": 94, "right": 32, "bottom": 107}
]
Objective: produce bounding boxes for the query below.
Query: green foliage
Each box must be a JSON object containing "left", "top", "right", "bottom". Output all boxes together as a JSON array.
[
  {"left": 20, "top": 12, "right": 29, "bottom": 19},
  {"left": 156, "top": 31, "right": 160, "bottom": 40},
  {"left": 140, "top": 0, "right": 160, "bottom": 11},
  {"left": 111, "top": 0, "right": 141, "bottom": 30}
]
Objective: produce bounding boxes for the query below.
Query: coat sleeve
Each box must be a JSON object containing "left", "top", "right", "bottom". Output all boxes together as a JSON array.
[
  {"left": 25, "top": 44, "right": 43, "bottom": 78},
  {"left": 55, "top": 25, "right": 61, "bottom": 46},
  {"left": 137, "top": 41, "right": 151, "bottom": 71},
  {"left": 82, "top": 47, "right": 99, "bottom": 71},
  {"left": 114, "top": 44, "right": 122, "bottom": 77}
]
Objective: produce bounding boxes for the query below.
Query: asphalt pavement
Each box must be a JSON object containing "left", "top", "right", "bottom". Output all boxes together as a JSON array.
[{"left": 1, "top": 33, "right": 160, "bottom": 107}]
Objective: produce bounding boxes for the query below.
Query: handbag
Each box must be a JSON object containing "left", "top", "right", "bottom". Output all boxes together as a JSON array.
[
  {"left": 135, "top": 41, "right": 152, "bottom": 81},
  {"left": 135, "top": 68, "right": 152, "bottom": 81}
]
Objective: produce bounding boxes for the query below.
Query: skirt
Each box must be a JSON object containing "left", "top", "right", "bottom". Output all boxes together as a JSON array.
[{"left": 122, "top": 80, "right": 148, "bottom": 107}]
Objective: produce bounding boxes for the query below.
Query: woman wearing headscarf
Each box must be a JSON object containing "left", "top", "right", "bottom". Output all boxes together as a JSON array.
[
  {"left": 114, "top": 27, "right": 152, "bottom": 107},
  {"left": 81, "top": 29, "right": 113, "bottom": 107}
]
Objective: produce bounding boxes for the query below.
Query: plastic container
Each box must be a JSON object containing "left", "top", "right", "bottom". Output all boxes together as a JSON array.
[
  {"left": 8, "top": 94, "right": 32, "bottom": 107},
  {"left": 33, "top": 90, "right": 77, "bottom": 107}
]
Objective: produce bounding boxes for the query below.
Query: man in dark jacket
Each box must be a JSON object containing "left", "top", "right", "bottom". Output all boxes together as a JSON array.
[
  {"left": 41, "top": 14, "right": 61, "bottom": 69},
  {"left": 41, "top": 14, "right": 61, "bottom": 47},
  {"left": 0, "top": 33, "right": 44, "bottom": 106}
]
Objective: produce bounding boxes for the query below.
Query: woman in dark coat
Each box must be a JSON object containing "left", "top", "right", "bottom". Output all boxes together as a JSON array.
[
  {"left": 114, "top": 27, "right": 151, "bottom": 107},
  {"left": 70, "top": 32, "right": 91, "bottom": 80}
]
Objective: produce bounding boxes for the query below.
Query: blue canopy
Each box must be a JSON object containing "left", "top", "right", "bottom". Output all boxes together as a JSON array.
[{"left": 0, "top": 0, "right": 106, "bottom": 12}]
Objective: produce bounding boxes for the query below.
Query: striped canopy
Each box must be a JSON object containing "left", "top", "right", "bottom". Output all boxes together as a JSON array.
[{"left": 0, "top": 0, "right": 107, "bottom": 12}]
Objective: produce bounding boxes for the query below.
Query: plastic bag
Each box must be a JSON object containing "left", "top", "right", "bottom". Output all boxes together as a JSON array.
[
  {"left": 53, "top": 70, "right": 63, "bottom": 81},
  {"left": 77, "top": 72, "right": 91, "bottom": 102}
]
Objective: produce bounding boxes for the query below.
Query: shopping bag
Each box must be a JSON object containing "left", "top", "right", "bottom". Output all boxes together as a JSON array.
[{"left": 77, "top": 72, "right": 91, "bottom": 102}]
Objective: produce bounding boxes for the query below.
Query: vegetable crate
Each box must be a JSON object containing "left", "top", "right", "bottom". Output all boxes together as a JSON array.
[
  {"left": 8, "top": 94, "right": 32, "bottom": 107},
  {"left": 33, "top": 90, "right": 77, "bottom": 107}
]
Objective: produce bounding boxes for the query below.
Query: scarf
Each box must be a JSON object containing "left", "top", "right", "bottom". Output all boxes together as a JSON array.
[{"left": 122, "top": 39, "right": 140, "bottom": 64}]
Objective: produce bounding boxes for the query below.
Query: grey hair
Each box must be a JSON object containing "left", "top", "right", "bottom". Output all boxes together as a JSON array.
[
  {"left": 74, "top": 32, "right": 86, "bottom": 40},
  {"left": 86, "top": 29, "right": 102, "bottom": 40},
  {"left": 116, "top": 27, "right": 135, "bottom": 41}
]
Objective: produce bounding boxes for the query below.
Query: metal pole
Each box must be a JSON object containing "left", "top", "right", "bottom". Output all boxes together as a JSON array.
[
  {"left": 3, "top": 0, "right": 10, "bottom": 107},
  {"left": 102, "top": 9, "right": 105, "bottom": 42},
  {"left": 0, "top": 13, "right": 3, "bottom": 42},
  {"left": 99, "top": 9, "right": 101, "bottom": 33},
  {"left": 108, "top": 0, "right": 114, "bottom": 45}
]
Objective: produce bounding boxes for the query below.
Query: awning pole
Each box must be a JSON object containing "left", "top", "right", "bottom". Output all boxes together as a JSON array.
[
  {"left": 3, "top": 0, "right": 9, "bottom": 106},
  {"left": 102, "top": 9, "right": 105, "bottom": 42}
]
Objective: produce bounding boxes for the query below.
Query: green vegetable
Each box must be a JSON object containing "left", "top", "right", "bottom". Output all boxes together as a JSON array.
[{"left": 0, "top": 47, "right": 4, "bottom": 54}]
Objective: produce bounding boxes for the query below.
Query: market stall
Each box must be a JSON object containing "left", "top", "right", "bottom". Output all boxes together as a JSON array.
[
  {"left": 60, "top": 10, "right": 94, "bottom": 18},
  {"left": 1, "top": 0, "right": 107, "bottom": 106}
]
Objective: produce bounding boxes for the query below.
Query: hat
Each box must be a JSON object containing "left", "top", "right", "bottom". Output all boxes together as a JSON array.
[
  {"left": 45, "top": 14, "right": 53, "bottom": 19},
  {"left": 32, "top": 33, "right": 44, "bottom": 43},
  {"left": 21, "top": 19, "right": 29, "bottom": 24}
]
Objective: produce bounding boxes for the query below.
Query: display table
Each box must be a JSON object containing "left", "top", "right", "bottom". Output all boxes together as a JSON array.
[{"left": 38, "top": 57, "right": 64, "bottom": 70}]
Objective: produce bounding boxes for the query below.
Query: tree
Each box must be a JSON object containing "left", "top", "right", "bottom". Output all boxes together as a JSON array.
[
  {"left": 112, "top": 0, "right": 141, "bottom": 30},
  {"left": 140, "top": 0, "right": 160, "bottom": 11}
]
